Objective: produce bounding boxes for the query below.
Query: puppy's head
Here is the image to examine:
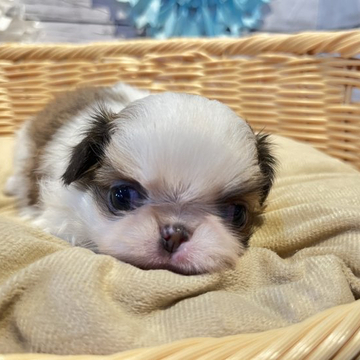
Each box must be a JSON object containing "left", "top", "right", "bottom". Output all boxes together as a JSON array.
[{"left": 62, "top": 93, "right": 275, "bottom": 274}]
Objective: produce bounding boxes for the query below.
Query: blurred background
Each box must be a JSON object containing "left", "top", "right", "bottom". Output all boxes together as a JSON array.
[{"left": 1, "top": 0, "right": 360, "bottom": 43}]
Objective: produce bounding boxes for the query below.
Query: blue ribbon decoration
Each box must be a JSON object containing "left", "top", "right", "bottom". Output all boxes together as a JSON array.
[{"left": 116, "top": 0, "right": 270, "bottom": 38}]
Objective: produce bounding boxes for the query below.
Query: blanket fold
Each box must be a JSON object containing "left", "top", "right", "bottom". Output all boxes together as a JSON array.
[{"left": 0, "top": 136, "right": 360, "bottom": 354}]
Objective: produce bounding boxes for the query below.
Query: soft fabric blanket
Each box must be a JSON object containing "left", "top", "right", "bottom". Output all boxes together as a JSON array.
[{"left": 0, "top": 135, "right": 359, "bottom": 354}]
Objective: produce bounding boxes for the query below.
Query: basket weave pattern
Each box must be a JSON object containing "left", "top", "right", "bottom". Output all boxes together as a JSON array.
[
  {"left": 0, "top": 31, "right": 360, "bottom": 168},
  {"left": 1, "top": 31, "right": 360, "bottom": 359}
]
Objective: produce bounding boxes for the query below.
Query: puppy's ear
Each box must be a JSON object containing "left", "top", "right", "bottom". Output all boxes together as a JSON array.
[
  {"left": 255, "top": 133, "right": 276, "bottom": 205},
  {"left": 62, "top": 107, "right": 116, "bottom": 185}
]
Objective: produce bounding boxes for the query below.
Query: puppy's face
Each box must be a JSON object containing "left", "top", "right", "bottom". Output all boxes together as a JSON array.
[{"left": 63, "top": 93, "right": 275, "bottom": 274}]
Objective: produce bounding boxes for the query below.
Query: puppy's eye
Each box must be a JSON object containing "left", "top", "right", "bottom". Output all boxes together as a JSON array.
[
  {"left": 225, "top": 204, "right": 248, "bottom": 228},
  {"left": 109, "top": 185, "right": 141, "bottom": 212}
]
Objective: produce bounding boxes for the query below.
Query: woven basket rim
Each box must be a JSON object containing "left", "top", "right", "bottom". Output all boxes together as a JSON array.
[{"left": 1, "top": 30, "right": 360, "bottom": 61}]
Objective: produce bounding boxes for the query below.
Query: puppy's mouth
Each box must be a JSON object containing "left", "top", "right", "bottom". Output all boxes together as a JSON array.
[
  {"left": 125, "top": 225, "right": 201, "bottom": 275},
  {"left": 119, "top": 243, "right": 202, "bottom": 275}
]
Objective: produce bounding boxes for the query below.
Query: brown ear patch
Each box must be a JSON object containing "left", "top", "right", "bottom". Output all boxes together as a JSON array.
[
  {"left": 22, "top": 87, "right": 112, "bottom": 206},
  {"left": 62, "top": 106, "right": 116, "bottom": 185},
  {"left": 255, "top": 133, "right": 276, "bottom": 205}
]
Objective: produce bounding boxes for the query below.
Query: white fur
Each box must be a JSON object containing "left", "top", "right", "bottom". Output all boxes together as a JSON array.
[
  {"left": 6, "top": 83, "right": 263, "bottom": 275},
  {"left": 5, "top": 121, "right": 32, "bottom": 197},
  {"left": 5, "top": 121, "right": 39, "bottom": 218},
  {"left": 108, "top": 93, "right": 259, "bottom": 200}
]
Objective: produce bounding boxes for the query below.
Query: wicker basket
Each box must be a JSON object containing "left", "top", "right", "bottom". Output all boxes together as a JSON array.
[{"left": 1, "top": 31, "right": 360, "bottom": 359}]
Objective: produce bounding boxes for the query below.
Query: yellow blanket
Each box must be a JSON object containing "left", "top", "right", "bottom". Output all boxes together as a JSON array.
[{"left": 1, "top": 135, "right": 360, "bottom": 355}]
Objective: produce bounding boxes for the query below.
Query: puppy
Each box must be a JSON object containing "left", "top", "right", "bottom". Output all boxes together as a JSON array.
[{"left": 5, "top": 83, "right": 275, "bottom": 275}]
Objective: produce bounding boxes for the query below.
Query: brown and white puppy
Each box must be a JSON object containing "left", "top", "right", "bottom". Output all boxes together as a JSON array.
[{"left": 5, "top": 83, "right": 275, "bottom": 275}]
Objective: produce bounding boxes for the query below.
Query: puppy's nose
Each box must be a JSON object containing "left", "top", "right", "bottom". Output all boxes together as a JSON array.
[{"left": 161, "top": 224, "right": 189, "bottom": 253}]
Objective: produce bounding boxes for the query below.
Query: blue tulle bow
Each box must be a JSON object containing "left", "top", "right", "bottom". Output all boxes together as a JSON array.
[{"left": 116, "top": 0, "right": 269, "bottom": 38}]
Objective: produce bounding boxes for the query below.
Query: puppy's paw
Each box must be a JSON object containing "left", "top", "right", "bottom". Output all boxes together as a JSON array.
[
  {"left": 4, "top": 175, "right": 17, "bottom": 196},
  {"left": 31, "top": 216, "right": 53, "bottom": 233},
  {"left": 19, "top": 206, "right": 40, "bottom": 221}
]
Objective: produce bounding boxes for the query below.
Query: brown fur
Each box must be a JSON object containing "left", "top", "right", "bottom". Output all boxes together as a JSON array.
[{"left": 23, "top": 87, "right": 111, "bottom": 205}]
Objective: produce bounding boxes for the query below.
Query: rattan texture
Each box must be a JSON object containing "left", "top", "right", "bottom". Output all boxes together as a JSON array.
[{"left": 1, "top": 31, "right": 360, "bottom": 359}]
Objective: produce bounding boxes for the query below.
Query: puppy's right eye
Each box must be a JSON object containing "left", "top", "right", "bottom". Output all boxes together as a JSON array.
[{"left": 109, "top": 185, "right": 141, "bottom": 212}]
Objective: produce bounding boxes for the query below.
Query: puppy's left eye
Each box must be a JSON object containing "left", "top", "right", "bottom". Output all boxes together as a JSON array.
[
  {"left": 225, "top": 204, "right": 248, "bottom": 228},
  {"left": 109, "top": 185, "right": 142, "bottom": 212}
]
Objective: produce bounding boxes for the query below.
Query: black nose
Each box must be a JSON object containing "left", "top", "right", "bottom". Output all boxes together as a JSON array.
[{"left": 161, "top": 224, "right": 189, "bottom": 253}]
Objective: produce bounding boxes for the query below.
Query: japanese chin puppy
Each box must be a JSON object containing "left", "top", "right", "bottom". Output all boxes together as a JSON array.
[{"left": 5, "top": 83, "right": 275, "bottom": 275}]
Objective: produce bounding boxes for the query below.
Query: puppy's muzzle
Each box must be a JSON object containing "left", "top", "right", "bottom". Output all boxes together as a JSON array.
[{"left": 161, "top": 224, "right": 189, "bottom": 253}]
